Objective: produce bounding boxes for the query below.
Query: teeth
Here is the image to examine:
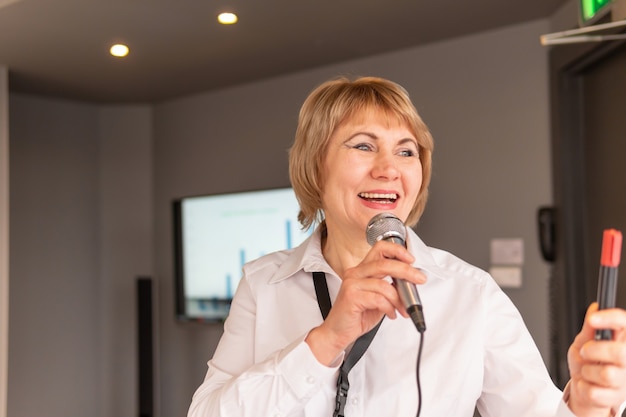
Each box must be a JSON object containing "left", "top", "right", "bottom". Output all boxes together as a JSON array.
[{"left": 359, "top": 192, "right": 398, "bottom": 200}]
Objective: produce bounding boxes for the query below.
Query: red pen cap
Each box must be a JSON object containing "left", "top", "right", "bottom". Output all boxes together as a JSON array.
[{"left": 601, "top": 229, "right": 623, "bottom": 267}]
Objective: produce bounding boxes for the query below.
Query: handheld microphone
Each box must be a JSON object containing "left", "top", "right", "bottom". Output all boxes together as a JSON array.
[{"left": 366, "top": 213, "right": 426, "bottom": 333}]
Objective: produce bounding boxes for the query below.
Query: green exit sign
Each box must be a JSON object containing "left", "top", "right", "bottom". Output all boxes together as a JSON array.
[{"left": 580, "top": 0, "right": 613, "bottom": 24}]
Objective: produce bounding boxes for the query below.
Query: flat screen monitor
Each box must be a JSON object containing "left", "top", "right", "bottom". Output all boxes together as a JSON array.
[{"left": 173, "top": 187, "right": 313, "bottom": 322}]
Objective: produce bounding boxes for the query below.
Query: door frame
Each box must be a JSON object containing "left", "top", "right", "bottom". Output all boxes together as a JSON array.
[{"left": 548, "top": 36, "right": 626, "bottom": 386}]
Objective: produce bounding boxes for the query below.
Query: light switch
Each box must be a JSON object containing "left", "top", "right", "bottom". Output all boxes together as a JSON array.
[
  {"left": 490, "top": 238, "right": 524, "bottom": 265},
  {"left": 490, "top": 266, "right": 522, "bottom": 288}
]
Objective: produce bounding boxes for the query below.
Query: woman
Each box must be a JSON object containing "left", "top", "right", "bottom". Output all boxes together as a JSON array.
[{"left": 188, "top": 76, "right": 626, "bottom": 416}]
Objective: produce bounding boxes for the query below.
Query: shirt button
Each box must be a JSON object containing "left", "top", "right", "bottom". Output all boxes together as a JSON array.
[
  {"left": 351, "top": 396, "right": 359, "bottom": 405},
  {"left": 306, "top": 376, "right": 316, "bottom": 384}
]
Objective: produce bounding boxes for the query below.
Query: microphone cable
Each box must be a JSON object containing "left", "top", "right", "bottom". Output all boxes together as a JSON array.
[
  {"left": 364, "top": 213, "right": 426, "bottom": 416},
  {"left": 415, "top": 329, "right": 425, "bottom": 417}
]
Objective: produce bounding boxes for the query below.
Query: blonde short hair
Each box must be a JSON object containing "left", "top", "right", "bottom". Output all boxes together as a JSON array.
[{"left": 289, "top": 76, "right": 434, "bottom": 229}]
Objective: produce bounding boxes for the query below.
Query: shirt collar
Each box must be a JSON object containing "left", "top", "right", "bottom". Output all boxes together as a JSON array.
[
  {"left": 268, "top": 226, "right": 332, "bottom": 284},
  {"left": 404, "top": 227, "right": 448, "bottom": 281},
  {"left": 268, "top": 224, "right": 448, "bottom": 284}
]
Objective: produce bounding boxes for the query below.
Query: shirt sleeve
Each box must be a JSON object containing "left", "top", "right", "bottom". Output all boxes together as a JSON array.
[
  {"left": 187, "top": 276, "right": 340, "bottom": 417},
  {"left": 476, "top": 276, "right": 566, "bottom": 417}
]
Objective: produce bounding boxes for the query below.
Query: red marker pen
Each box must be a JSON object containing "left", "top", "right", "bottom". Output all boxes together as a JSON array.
[{"left": 595, "top": 229, "right": 622, "bottom": 341}]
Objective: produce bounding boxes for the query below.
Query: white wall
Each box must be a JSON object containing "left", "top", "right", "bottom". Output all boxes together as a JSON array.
[{"left": 0, "top": 65, "right": 9, "bottom": 417}]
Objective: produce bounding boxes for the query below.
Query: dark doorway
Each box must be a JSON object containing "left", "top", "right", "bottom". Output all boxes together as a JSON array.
[{"left": 549, "top": 37, "right": 626, "bottom": 387}]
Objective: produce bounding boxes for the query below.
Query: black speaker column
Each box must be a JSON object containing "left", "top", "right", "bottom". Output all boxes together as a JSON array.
[{"left": 137, "top": 277, "right": 154, "bottom": 417}]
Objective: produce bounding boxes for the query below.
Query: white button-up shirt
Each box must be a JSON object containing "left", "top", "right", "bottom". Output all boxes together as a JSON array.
[{"left": 188, "top": 227, "right": 576, "bottom": 417}]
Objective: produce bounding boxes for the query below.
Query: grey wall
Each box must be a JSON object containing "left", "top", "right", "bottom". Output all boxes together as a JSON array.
[
  {"left": 7, "top": 15, "right": 574, "bottom": 417},
  {"left": 98, "top": 106, "right": 153, "bottom": 416},
  {"left": 153, "top": 19, "right": 554, "bottom": 416},
  {"left": 9, "top": 95, "right": 101, "bottom": 416},
  {"left": 8, "top": 98, "right": 153, "bottom": 417},
  {"left": 0, "top": 65, "right": 9, "bottom": 417}
]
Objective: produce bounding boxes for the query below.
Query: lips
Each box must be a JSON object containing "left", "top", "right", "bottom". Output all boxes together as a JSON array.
[{"left": 358, "top": 192, "right": 398, "bottom": 204}]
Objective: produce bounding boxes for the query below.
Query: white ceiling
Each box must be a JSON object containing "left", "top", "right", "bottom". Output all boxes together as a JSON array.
[{"left": 0, "top": 0, "right": 569, "bottom": 103}]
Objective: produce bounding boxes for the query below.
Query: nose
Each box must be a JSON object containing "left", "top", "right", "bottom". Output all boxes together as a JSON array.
[{"left": 371, "top": 152, "right": 399, "bottom": 180}]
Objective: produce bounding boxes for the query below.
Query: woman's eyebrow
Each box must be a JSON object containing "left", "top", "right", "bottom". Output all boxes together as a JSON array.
[
  {"left": 343, "top": 131, "right": 378, "bottom": 142},
  {"left": 398, "top": 137, "right": 419, "bottom": 147}
]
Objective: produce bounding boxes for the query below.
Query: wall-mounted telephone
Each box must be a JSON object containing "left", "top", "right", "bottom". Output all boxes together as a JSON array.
[{"left": 537, "top": 206, "right": 556, "bottom": 262}]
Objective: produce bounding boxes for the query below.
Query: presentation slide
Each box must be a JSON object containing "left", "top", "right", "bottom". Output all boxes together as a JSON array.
[{"left": 180, "top": 188, "right": 313, "bottom": 301}]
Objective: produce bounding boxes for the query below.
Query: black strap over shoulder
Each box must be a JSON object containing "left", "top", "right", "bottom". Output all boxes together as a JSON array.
[
  {"left": 313, "top": 271, "right": 332, "bottom": 319},
  {"left": 311, "top": 271, "right": 383, "bottom": 417}
]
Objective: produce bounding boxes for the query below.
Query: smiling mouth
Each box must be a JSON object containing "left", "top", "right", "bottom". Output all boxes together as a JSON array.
[{"left": 358, "top": 192, "right": 398, "bottom": 204}]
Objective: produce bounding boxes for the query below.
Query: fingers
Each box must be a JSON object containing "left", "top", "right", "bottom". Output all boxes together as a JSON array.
[
  {"left": 338, "top": 270, "right": 407, "bottom": 318},
  {"left": 580, "top": 340, "right": 626, "bottom": 367},
  {"left": 316, "top": 278, "right": 400, "bottom": 353},
  {"left": 308, "top": 278, "right": 407, "bottom": 365},
  {"left": 577, "top": 303, "right": 600, "bottom": 341},
  {"left": 568, "top": 304, "right": 626, "bottom": 413},
  {"left": 571, "top": 304, "right": 626, "bottom": 369},
  {"left": 588, "top": 307, "right": 626, "bottom": 341},
  {"left": 349, "top": 257, "right": 426, "bottom": 287},
  {"left": 307, "top": 237, "right": 426, "bottom": 365},
  {"left": 318, "top": 240, "right": 427, "bottom": 350},
  {"left": 579, "top": 361, "right": 625, "bottom": 387},
  {"left": 341, "top": 241, "right": 427, "bottom": 317},
  {"left": 357, "top": 240, "right": 427, "bottom": 285},
  {"left": 370, "top": 239, "right": 416, "bottom": 263},
  {"left": 571, "top": 377, "right": 625, "bottom": 410}
]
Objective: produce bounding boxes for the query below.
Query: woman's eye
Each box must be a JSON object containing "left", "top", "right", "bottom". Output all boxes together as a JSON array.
[
  {"left": 353, "top": 143, "right": 373, "bottom": 151},
  {"left": 399, "top": 149, "right": 417, "bottom": 157}
]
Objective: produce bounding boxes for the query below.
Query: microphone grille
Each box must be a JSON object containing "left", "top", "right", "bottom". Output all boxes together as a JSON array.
[{"left": 366, "top": 213, "right": 406, "bottom": 246}]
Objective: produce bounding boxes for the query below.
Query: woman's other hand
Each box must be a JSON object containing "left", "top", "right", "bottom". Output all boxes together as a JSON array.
[{"left": 568, "top": 303, "right": 626, "bottom": 417}]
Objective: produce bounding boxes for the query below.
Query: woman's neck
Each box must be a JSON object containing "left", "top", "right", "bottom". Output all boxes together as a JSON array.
[{"left": 321, "top": 224, "right": 370, "bottom": 278}]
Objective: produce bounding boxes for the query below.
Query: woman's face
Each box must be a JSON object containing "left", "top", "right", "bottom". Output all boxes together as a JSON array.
[{"left": 321, "top": 108, "right": 423, "bottom": 238}]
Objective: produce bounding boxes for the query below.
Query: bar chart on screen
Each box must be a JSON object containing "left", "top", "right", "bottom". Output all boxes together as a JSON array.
[{"left": 174, "top": 188, "right": 314, "bottom": 321}]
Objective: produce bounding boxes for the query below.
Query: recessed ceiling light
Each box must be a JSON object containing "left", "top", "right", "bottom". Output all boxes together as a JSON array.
[
  {"left": 110, "top": 44, "right": 130, "bottom": 58},
  {"left": 217, "top": 12, "right": 238, "bottom": 25}
]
